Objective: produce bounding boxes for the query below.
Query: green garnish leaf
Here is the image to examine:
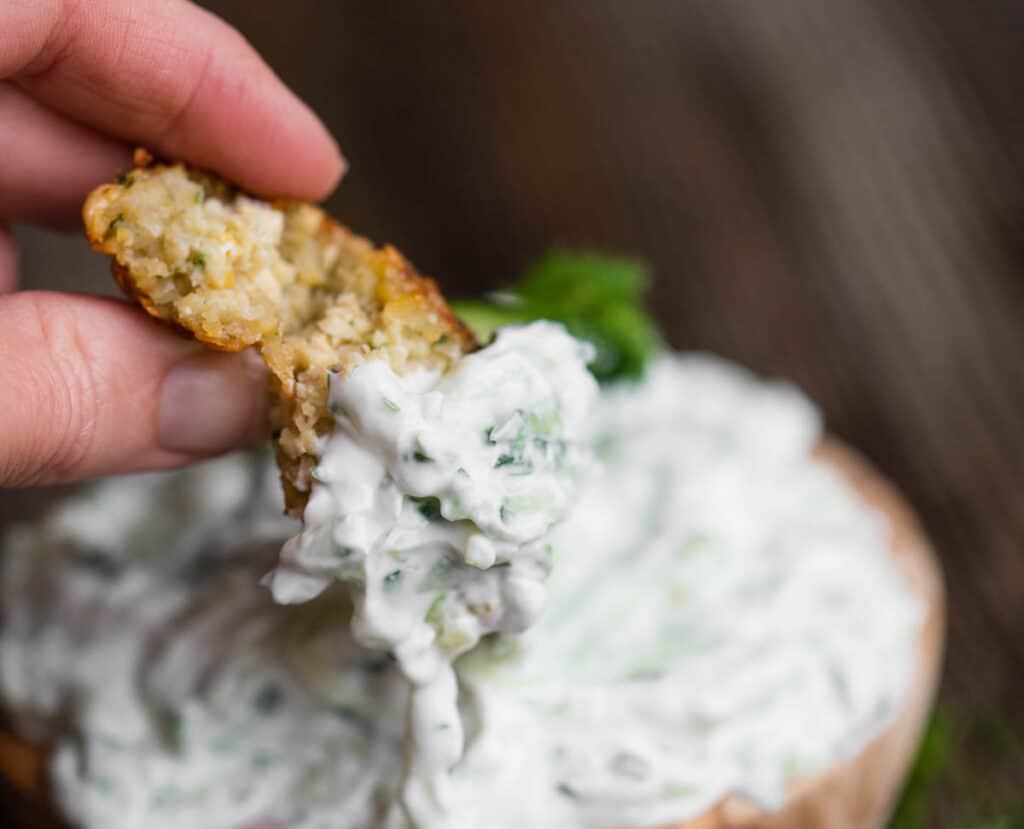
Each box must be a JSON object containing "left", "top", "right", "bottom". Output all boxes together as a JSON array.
[
  {"left": 413, "top": 451, "right": 433, "bottom": 463},
  {"left": 383, "top": 398, "right": 401, "bottom": 412},
  {"left": 188, "top": 250, "right": 206, "bottom": 269},
  {"left": 555, "top": 782, "right": 578, "bottom": 799},
  {"left": 383, "top": 569, "right": 402, "bottom": 588},
  {"left": 452, "top": 250, "right": 660, "bottom": 383},
  {"left": 116, "top": 172, "right": 135, "bottom": 188}
]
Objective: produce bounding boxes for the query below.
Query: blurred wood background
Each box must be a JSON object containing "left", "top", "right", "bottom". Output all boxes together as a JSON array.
[{"left": 3, "top": 0, "right": 1023, "bottom": 825}]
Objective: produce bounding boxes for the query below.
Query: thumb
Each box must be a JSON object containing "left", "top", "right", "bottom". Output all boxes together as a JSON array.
[{"left": 0, "top": 291, "right": 268, "bottom": 487}]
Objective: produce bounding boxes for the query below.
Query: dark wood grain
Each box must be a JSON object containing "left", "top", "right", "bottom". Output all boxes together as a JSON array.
[{"left": 3, "top": 1, "right": 1023, "bottom": 825}]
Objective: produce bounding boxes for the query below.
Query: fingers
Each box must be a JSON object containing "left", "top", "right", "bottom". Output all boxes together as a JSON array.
[
  {"left": 0, "top": 82, "right": 129, "bottom": 228},
  {"left": 0, "top": 224, "right": 16, "bottom": 293},
  {"left": 3, "top": 0, "right": 344, "bottom": 201},
  {"left": 0, "top": 292, "right": 269, "bottom": 487}
]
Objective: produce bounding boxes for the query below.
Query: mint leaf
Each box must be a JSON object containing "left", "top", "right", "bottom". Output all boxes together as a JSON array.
[{"left": 452, "top": 250, "right": 659, "bottom": 383}]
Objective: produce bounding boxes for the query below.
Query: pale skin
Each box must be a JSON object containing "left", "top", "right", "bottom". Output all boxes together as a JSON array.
[{"left": 0, "top": 0, "right": 345, "bottom": 487}]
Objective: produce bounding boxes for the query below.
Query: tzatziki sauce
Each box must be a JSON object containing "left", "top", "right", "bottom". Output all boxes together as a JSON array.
[{"left": 0, "top": 347, "right": 923, "bottom": 829}]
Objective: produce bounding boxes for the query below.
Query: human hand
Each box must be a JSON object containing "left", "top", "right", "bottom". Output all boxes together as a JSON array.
[{"left": 0, "top": 0, "right": 343, "bottom": 487}]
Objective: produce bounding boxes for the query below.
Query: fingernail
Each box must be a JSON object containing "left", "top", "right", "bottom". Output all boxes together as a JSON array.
[{"left": 159, "top": 350, "right": 268, "bottom": 454}]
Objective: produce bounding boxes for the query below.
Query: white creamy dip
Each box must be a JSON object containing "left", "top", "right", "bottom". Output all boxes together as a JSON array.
[
  {"left": 268, "top": 321, "right": 598, "bottom": 827},
  {"left": 0, "top": 350, "right": 923, "bottom": 829}
]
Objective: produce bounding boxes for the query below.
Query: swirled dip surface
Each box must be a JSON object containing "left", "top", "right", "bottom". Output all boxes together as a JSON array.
[{"left": 0, "top": 352, "right": 922, "bottom": 829}]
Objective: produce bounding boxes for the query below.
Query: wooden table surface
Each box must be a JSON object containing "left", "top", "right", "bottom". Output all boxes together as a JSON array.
[{"left": 2, "top": 1, "right": 1022, "bottom": 825}]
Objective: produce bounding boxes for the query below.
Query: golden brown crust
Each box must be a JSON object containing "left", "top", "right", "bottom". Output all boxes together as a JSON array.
[
  {"left": 84, "top": 150, "right": 475, "bottom": 514},
  {"left": 0, "top": 440, "right": 945, "bottom": 828},
  {"left": 107, "top": 259, "right": 239, "bottom": 352}
]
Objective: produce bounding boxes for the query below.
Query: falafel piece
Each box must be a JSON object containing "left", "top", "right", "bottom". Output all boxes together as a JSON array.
[{"left": 84, "top": 150, "right": 476, "bottom": 515}]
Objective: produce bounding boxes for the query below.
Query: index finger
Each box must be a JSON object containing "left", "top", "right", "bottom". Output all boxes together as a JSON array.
[{"left": 2, "top": 0, "right": 344, "bottom": 200}]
